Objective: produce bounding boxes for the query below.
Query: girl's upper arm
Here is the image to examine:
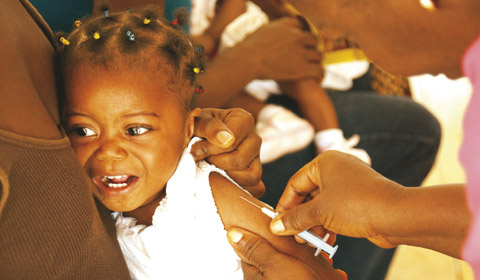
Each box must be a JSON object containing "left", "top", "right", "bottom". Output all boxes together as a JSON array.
[{"left": 209, "top": 172, "right": 328, "bottom": 271}]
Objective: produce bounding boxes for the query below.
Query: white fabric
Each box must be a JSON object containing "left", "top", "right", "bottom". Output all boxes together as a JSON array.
[
  {"left": 314, "top": 128, "right": 371, "bottom": 165},
  {"left": 244, "top": 79, "right": 281, "bottom": 102},
  {"left": 322, "top": 61, "right": 370, "bottom": 90},
  {"left": 191, "top": 0, "right": 368, "bottom": 98},
  {"left": 113, "top": 138, "right": 243, "bottom": 280},
  {"left": 256, "top": 105, "right": 315, "bottom": 163},
  {"left": 190, "top": 0, "right": 216, "bottom": 36},
  {"left": 218, "top": 2, "right": 269, "bottom": 53}
]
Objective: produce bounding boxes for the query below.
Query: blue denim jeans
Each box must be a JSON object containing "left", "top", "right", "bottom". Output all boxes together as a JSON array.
[{"left": 261, "top": 90, "right": 441, "bottom": 280}]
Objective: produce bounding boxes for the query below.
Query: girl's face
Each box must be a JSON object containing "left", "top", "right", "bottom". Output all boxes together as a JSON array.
[{"left": 63, "top": 64, "right": 200, "bottom": 219}]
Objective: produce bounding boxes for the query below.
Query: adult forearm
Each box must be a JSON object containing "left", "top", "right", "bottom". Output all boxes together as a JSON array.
[
  {"left": 196, "top": 45, "right": 261, "bottom": 108},
  {"left": 385, "top": 184, "right": 470, "bottom": 258}
]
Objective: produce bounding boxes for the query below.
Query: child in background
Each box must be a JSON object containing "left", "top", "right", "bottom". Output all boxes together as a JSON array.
[
  {"left": 57, "top": 6, "right": 337, "bottom": 280},
  {"left": 190, "top": 0, "right": 370, "bottom": 164}
]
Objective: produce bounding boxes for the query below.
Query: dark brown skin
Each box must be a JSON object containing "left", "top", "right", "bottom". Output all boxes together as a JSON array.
[
  {"left": 96, "top": 0, "right": 265, "bottom": 197},
  {"left": 209, "top": 172, "right": 343, "bottom": 279},
  {"left": 285, "top": 0, "right": 480, "bottom": 78},
  {"left": 273, "top": 151, "right": 471, "bottom": 258}
]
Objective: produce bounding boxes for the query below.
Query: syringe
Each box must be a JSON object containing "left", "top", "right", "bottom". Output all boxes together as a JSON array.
[{"left": 240, "top": 196, "right": 338, "bottom": 258}]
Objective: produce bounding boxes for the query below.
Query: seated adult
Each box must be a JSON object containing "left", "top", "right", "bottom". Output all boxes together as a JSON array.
[{"left": 227, "top": 0, "right": 480, "bottom": 279}]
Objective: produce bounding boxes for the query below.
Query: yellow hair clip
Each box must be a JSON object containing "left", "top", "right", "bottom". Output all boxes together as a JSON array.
[
  {"left": 60, "top": 37, "right": 70, "bottom": 46},
  {"left": 419, "top": 0, "right": 438, "bottom": 11},
  {"left": 74, "top": 20, "right": 81, "bottom": 28},
  {"left": 193, "top": 67, "right": 201, "bottom": 74},
  {"left": 143, "top": 18, "right": 151, "bottom": 25},
  {"left": 93, "top": 32, "right": 100, "bottom": 40}
]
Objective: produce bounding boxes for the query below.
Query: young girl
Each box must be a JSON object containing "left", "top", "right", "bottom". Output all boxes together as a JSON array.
[{"left": 57, "top": 6, "right": 339, "bottom": 280}]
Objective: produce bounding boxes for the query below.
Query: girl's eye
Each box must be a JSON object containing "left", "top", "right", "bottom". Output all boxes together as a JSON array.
[
  {"left": 74, "top": 127, "right": 96, "bottom": 137},
  {"left": 126, "top": 127, "right": 149, "bottom": 136}
]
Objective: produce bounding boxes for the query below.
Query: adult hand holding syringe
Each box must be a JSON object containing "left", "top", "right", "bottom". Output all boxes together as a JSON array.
[
  {"left": 272, "top": 150, "right": 401, "bottom": 250},
  {"left": 240, "top": 197, "right": 338, "bottom": 258}
]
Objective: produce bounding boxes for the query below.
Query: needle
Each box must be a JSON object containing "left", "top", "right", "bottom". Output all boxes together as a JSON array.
[
  {"left": 240, "top": 196, "right": 278, "bottom": 218},
  {"left": 239, "top": 196, "right": 338, "bottom": 258}
]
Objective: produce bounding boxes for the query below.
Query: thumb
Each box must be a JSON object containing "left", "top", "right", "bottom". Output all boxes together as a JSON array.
[
  {"left": 227, "top": 228, "right": 278, "bottom": 269},
  {"left": 191, "top": 113, "right": 235, "bottom": 160},
  {"left": 270, "top": 200, "right": 324, "bottom": 236}
]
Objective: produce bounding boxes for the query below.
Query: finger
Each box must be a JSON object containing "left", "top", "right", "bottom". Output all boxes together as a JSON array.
[
  {"left": 271, "top": 199, "right": 323, "bottom": 236},
  {"left": 303, "top": 49, "right": 322, "bottom": 65},
  {"left": 224, "top": 156, "right": 262, "bottom": 186},
  {"left": 294, "top": 235, "right": 307, "bottom": 244},
  {"left": 299, "top": 63, "right": 323, "bottom": 79},
  {"left": 306, "top": 225, "right": 328, "bottom": 239},
  {"left": 192, "top": 110, "right": 236, "bottom": 149},
  {"left": 320, "top": 251, "right": 333, "bottom": 265},
  {"left": 241, "top": 261, "right": 263, "bottom": 280},
  {"left": 207, "top": 132, "right": 261, "bottom": 171},
  {"left": 337, "top": 269, "right": 348, "bottom": 280},
  {"left": 241, "top": 180, "right": 266, "bottom": 198},
  {"left": 293, "top": 227, "right": 327, "bottom": 247},
  {"left": 299, "top": 32, "right": 320, "bottom": 49},
  {"left": 277, "top": 16, "right": 304, "bottom": 30},
  {"left": 227, "top": 228, "right": 278, "bottom": 272},
  {"left": 191, "top": 130, "right": 235, "bottom": 161},
  {"left": 276, "top": 156, "right": 322, "bottom": 213},
  {"left": 192, "top": 109, "right": 256, "bottom": 160},
  {"left": 220, "top": 109, "right": 255, "bottom": 144}
]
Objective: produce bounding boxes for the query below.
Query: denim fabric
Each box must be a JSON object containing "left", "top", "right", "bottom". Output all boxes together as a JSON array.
[{"left": 261, "top": 91, "right": 441, "bottom": 280}]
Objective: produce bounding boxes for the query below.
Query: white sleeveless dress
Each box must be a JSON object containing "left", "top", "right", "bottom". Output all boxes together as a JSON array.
[{"left": 113, "top": 138, "right": 244, "bottom": 280}]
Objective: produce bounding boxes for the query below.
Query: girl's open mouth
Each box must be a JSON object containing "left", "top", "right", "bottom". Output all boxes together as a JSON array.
[
  {"left": 92, "top": 175, "right": 140, "bottom": 196},
  {"left": 100, "top": 175, "right": 137, "bottom": 188}
]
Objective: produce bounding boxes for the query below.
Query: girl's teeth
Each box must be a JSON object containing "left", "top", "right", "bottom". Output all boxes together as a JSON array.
[
  {"left": 100, "top": 175, "right": 129, "bottom": 187},
  {"left": 108, "top": 182, "right": 127, "bottom": 188}
]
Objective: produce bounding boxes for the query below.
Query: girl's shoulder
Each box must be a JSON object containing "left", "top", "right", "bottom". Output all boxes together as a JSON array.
[{"left": 209, "top": 172, "right": 323, "bottom": 268}]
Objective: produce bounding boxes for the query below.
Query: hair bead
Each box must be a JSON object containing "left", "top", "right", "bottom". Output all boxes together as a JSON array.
[
  {"left": 419, "top": 0, "right": 438, "bottom": 11},
  {"left": 171, "top": 18, "right": 178, "bottom": 26},
  {"left": 195, "top": 86, "right": 204, "bottom": 94},
  {"left": 194, "top": 45, "right": 203, "bottom": 54},
  {"left": 126, "top": 30, "right": 135, "bottom": 41},
  {"left": 193, "top": 67, "right": 200, "bottom": 74},
  {"left": 93, "top": 32, "right": 101, "bottom": 40},
  {"left": 143, "top": 18, "right": 151, "bottom": 25},
  {"left": 74, "top": 20, "right": 81, "bottom": 28},
  {"left": 60, "top": 37, "right": 70, "bottom": 46}
]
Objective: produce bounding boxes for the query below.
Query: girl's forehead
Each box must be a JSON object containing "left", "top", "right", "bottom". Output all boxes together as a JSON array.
[{"left": 66, "top": 63, "right": 190, "bottom": 109}]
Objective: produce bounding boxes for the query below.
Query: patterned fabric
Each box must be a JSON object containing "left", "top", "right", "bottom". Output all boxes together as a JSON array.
[
  {"left": 326, "top": 38, "right": 411, "bottom": 97},
  {"left": 369, "top": 64, "right": 411, "bottom": 97}
]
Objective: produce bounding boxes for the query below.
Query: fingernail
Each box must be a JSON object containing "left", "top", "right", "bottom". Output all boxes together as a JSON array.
[
  {"left": 271, "top": 219, "right": 285, "bottom": 233},
  {"left": 228, "top": 229, "right": 243, "bottom": 243},
  {"left": 216, "top": 131, "right": 234, "bottom": 147}
]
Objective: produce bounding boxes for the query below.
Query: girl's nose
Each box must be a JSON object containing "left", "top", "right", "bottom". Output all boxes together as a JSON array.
[{"left": 95, "top": 140, "right": 128, "bottom": 161}]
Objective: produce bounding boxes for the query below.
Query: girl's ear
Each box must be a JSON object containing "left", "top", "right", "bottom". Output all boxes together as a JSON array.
[{"left": 185, "top": 107, "right": 202, "bottom": 145}]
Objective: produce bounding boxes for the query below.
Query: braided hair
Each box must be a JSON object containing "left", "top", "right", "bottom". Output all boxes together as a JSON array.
[{"left": 56, "top": 5, "right": 206, "bottom": 110}]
